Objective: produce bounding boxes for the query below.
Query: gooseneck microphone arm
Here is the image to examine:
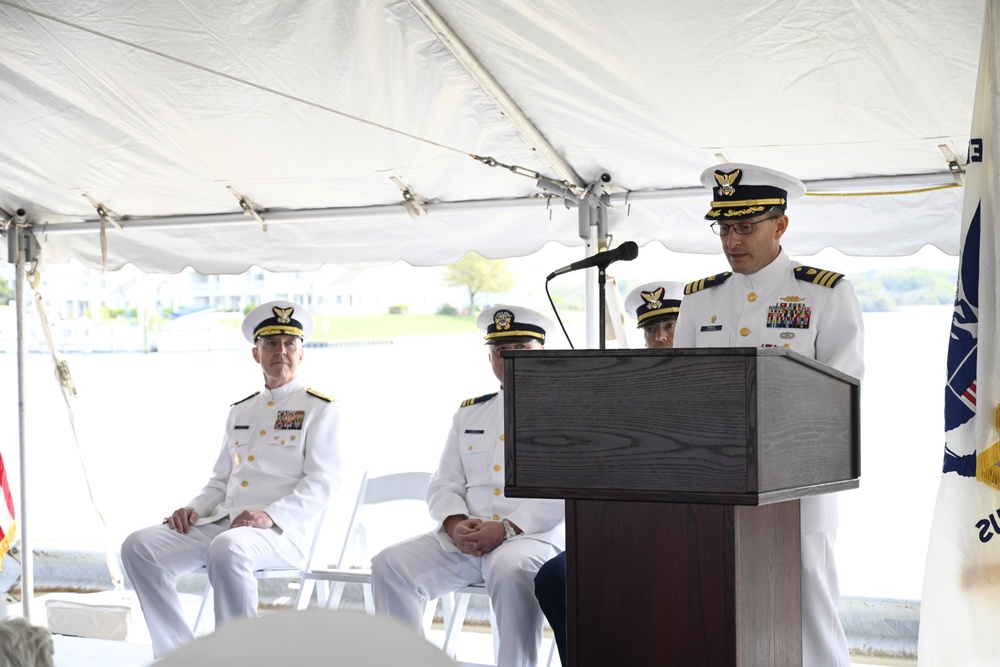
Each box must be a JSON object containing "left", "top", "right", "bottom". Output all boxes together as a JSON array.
[
  {"left": 545, "top": 241, "right": 640, "bottom": 350},
  {"left": 545, "top": 241, "right": 639, "bottom": 281}
]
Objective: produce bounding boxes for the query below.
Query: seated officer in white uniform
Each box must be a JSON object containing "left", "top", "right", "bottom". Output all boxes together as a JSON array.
[
  {"left": 372, "top": 305, "right": 564, "bottom": 667},
  {"left": 121, "top": 301, "right": 342, "bottom": 658},
  {"left": 675, "top": 163, "right": 864, "bottom": 667},
  {"left": 625, "top": 280, "right": 686, "bottom": 349}
]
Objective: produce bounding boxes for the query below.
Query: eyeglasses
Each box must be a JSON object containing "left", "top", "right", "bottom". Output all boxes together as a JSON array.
[{"left": 710, "top": 215, "right": 780, "bottom": 236}]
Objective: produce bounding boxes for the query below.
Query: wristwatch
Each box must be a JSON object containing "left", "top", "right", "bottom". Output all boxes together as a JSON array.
[{"left": 501, "top": 518, "right": 517, "bottom": 540}]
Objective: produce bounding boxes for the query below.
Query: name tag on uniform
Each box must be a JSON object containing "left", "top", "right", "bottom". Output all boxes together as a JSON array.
[
  {"left": 465, "top": 429, "right": 485, "bottom": 434},
  {"left": 234, "top": 425, "right": 250, "bottom": 430},
  {"left": 700, "top": 325, "right": 723, "bottom": 332}
]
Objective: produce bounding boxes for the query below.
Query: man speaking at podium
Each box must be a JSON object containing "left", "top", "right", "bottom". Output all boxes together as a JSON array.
[{"left": 675, "top": 163, "right": 864, "bottom": 667}]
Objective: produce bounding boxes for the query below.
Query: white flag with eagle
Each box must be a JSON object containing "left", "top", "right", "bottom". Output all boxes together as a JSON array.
[{"left": 918, "top": 1, "right": 1000, "bottom": 664}]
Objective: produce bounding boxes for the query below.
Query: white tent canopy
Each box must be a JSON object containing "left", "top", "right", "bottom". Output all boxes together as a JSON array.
[{"left": 0, "top": 0, "right": 983, "bottom": 273}]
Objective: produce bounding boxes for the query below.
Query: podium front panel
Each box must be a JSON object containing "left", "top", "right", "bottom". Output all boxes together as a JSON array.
[{"left": 504, "top": 348, "right": 860, "bottom": 505}]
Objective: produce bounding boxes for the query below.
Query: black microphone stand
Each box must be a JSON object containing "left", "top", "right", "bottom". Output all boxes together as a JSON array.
[
  {"left": 597, "top": 265, "right": 608, "bottom": 350},
  {"left": 546, "top": 244, "right": 636, "bottom": 351}
]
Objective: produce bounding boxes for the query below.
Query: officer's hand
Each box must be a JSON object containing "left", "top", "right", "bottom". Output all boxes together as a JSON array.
[
  {"left": 464, "top": 521, "right": 505, "bottom": 555},
  {"left": 447, "top": 516, "right": 485, "bottom": 555},
  {"left": 165, "top": 507, "right": 198, "bottom": 534},
  {"left": 230, "top": 509, "right": 274, "bottom": 530}
]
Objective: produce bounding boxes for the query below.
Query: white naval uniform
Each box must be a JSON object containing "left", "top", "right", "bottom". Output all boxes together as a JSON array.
[
  {"left": 675, "top": 249, "right": 864, "bottom": 667},
  {"left": 121, "top": 378, "right": 341, "bottom": 658},
  {"left": 372, "top": 389, "right": 564, "bottom": 667}
]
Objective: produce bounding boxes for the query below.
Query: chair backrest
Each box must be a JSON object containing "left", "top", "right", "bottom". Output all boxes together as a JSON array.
[{"left": 333, "top": 471, "right": 433, "bottom": 570}]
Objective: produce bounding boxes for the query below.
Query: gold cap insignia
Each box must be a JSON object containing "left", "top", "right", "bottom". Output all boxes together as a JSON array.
[
  {"left": 641, "top": 287, "right": 664, "bottom": 310},
  {"left": 714, "top": 168, "right": 741, "bottom": 197},
  {"left": 273, "top": 306, "right": 294, "bottom": 324},
  {"left": 493, "top": 310, "right": 513, "bottom": 331}
]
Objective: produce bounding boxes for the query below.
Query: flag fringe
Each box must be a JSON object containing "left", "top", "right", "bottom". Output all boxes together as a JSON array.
[
  {"left": 977, "top": 444, "right": 1000, "bottom": 490},
  {"left": 0, "top": 519, "right": 17, "bottom": 571}
]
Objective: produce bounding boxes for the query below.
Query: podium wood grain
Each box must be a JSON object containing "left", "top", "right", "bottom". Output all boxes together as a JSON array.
[{"left": 502, "top": 348, "right": 860, "bottom": 667}]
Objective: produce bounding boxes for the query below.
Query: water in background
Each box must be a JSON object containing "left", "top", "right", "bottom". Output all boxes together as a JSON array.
[{"left": 0, "top": 305, "right": 952, "bottom": 601}]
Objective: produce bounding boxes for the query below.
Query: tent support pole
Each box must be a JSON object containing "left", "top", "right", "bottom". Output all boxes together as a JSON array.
[
  {"left": 9, "top": 217, "right": 36, "bottom": 620},
  {"left": 405, "top": 0, "right": 583, "bottom": 188}
]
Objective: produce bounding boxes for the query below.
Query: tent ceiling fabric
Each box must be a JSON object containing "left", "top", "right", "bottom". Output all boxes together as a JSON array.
[{"left": 0, "top": 0, "right": 983, "bottom": 273}]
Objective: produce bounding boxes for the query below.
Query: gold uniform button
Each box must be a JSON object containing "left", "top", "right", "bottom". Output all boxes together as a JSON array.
[
  {"left": 493, "top": 488, "right": 501, "bottom": 496},
  {"left": 747, "top": 292, "right": 757, "bottom": 302},
  {"left": 499, "top": 434, "right": 505, "bottom": 442},
  {"left": 281, "top": 440, "right": 286, "bottom": 445},
  {"left": 784, "top": 343, "right": 791, "bottom": 348},
  {"left": 290, "top": 435, "right": 296, "bottom": 441},
  {"left": 259, "top": 430, "right": 266, "bottom": 436},
  {"left": 241, "top": 480, "right": 249, "bottom": 487},
  {"left": 493, "top": 465, "right": 501, "bottom": 472},
  {"left": 468, "top": 445, "right": 473, "bottom": 451},
  {"left": 267, "top": 401, "right": 274, "bottom": 407},
  {"left": 247, "top": 455, "right": 255, "bottom": 462},
  {"left": 492, "top": 514, "right": 500, "bottom": 521},
  {"left": 740, "top": 327, "right": 750, "bottom": 337}
]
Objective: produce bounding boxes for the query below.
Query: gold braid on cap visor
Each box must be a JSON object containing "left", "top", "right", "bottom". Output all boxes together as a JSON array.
[
  {"left": 484, "top": 329, "right": 545, "bottom": 341},
  {"left": 254, "top": 324, "right": 305, "bottom": 339},
  {"left": 636, "top": 306, "right": 680, "bottom": 325},
  {"left": 707, "top": 197, "right": 787, "bottom": 219}
]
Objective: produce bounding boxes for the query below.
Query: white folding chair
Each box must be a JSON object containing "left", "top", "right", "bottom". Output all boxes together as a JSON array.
[
  {"left": 293, "top": 471, "right": 437, "bottom": 617},
  {"left": 445, "top": 582, "right": 499, "bottom": 664},
  {"left": 192, "top": 506, "right": 329, "bottom": 635},
  {"left": 446, "top": 582, "right": 556, "bottom": 667}
]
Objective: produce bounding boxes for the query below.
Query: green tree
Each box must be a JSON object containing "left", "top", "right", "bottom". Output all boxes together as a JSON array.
[
  {"left": 851, "top": 268, "right": 956, "bottom": 312},
  {"left": 0, "top": 276, "right": 12, "bottom": 305},
  {"left": 443, "top": 252, "right": 515, "bottom": 313}
]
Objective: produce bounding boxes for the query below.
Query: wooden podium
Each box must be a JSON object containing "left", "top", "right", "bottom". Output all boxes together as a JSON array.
[{"left": 502, "top": 348, "right": 860, "bottom": 667}]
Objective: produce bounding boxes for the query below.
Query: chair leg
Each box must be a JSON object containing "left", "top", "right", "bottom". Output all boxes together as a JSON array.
[
  {"left": 362, "top": 582, "right": 374, "bottom": 615},
  {"left": 442, "top": 592, "right": 471, "bottom": 659},
  {"left": 325, "top": 581, "right": 347, "bottom": 610},
  {"left": 489, "top": 603, "right": 499, "bottom": 664},
  {"left": 193, "top": 581, "right": 212, "bottom": 636},
  {"left": 439, "top": 593, "right": 454, "bottom": 632},
  {"left": 546, "top": 637, "right": 557, "bottom": 667},
  {"left": 421, "top": 597, "right": 438, "bottom": 632},
  {"left": 294, "top": 578, "right": 316, "bottom": 610}
]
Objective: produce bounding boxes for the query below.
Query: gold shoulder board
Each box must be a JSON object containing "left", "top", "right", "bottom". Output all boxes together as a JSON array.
[
  {"left": 307, "top": 388, "right": 335, "bottom": 402},
  {"left": 794, "top": 266, "right": 844, "bottom": 288},
  {"left": 684, "top": 272, "right": 733, "bottom": 295},
  {"left": 231, "top": 391, "right": 260, "bottom": 406},
  {"left": 460, "top": 392, "right": 498, "bottom": 408}
]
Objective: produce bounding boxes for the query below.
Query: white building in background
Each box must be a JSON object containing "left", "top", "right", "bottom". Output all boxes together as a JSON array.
[{"left": 0, "top": 260, "right": 466, "bottom": 322}]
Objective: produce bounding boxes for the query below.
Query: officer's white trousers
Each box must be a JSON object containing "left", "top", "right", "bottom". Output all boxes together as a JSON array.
[
  {"left": 371, "top": 533, "right": 558, "bottom": 667},
  {"left": 802, "top": 529, "right": 850, "bottom": 667},
  {"left": 120, "top": 520, "right": 303, "bottom": 658}
]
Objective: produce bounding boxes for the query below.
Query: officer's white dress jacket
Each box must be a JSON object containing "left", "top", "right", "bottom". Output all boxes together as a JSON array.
[
  {"left": 675, "top": 249, "right": 864, "bottom": 534},
  {"left": 186, "top": 378, "right": 341, "bottom": 556},
  {"left": 427, "top": 389, "right": 565, "bottom": 550}
]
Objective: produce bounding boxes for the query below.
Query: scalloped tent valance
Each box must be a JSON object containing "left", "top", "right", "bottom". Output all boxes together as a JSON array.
[{"left": 0, "top": 0, "right": 981, "bottom": 272}]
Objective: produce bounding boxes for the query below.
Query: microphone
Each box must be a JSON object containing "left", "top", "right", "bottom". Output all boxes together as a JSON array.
[{"left": 546, "top": 241, "right": 639, "bottom": 280}]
